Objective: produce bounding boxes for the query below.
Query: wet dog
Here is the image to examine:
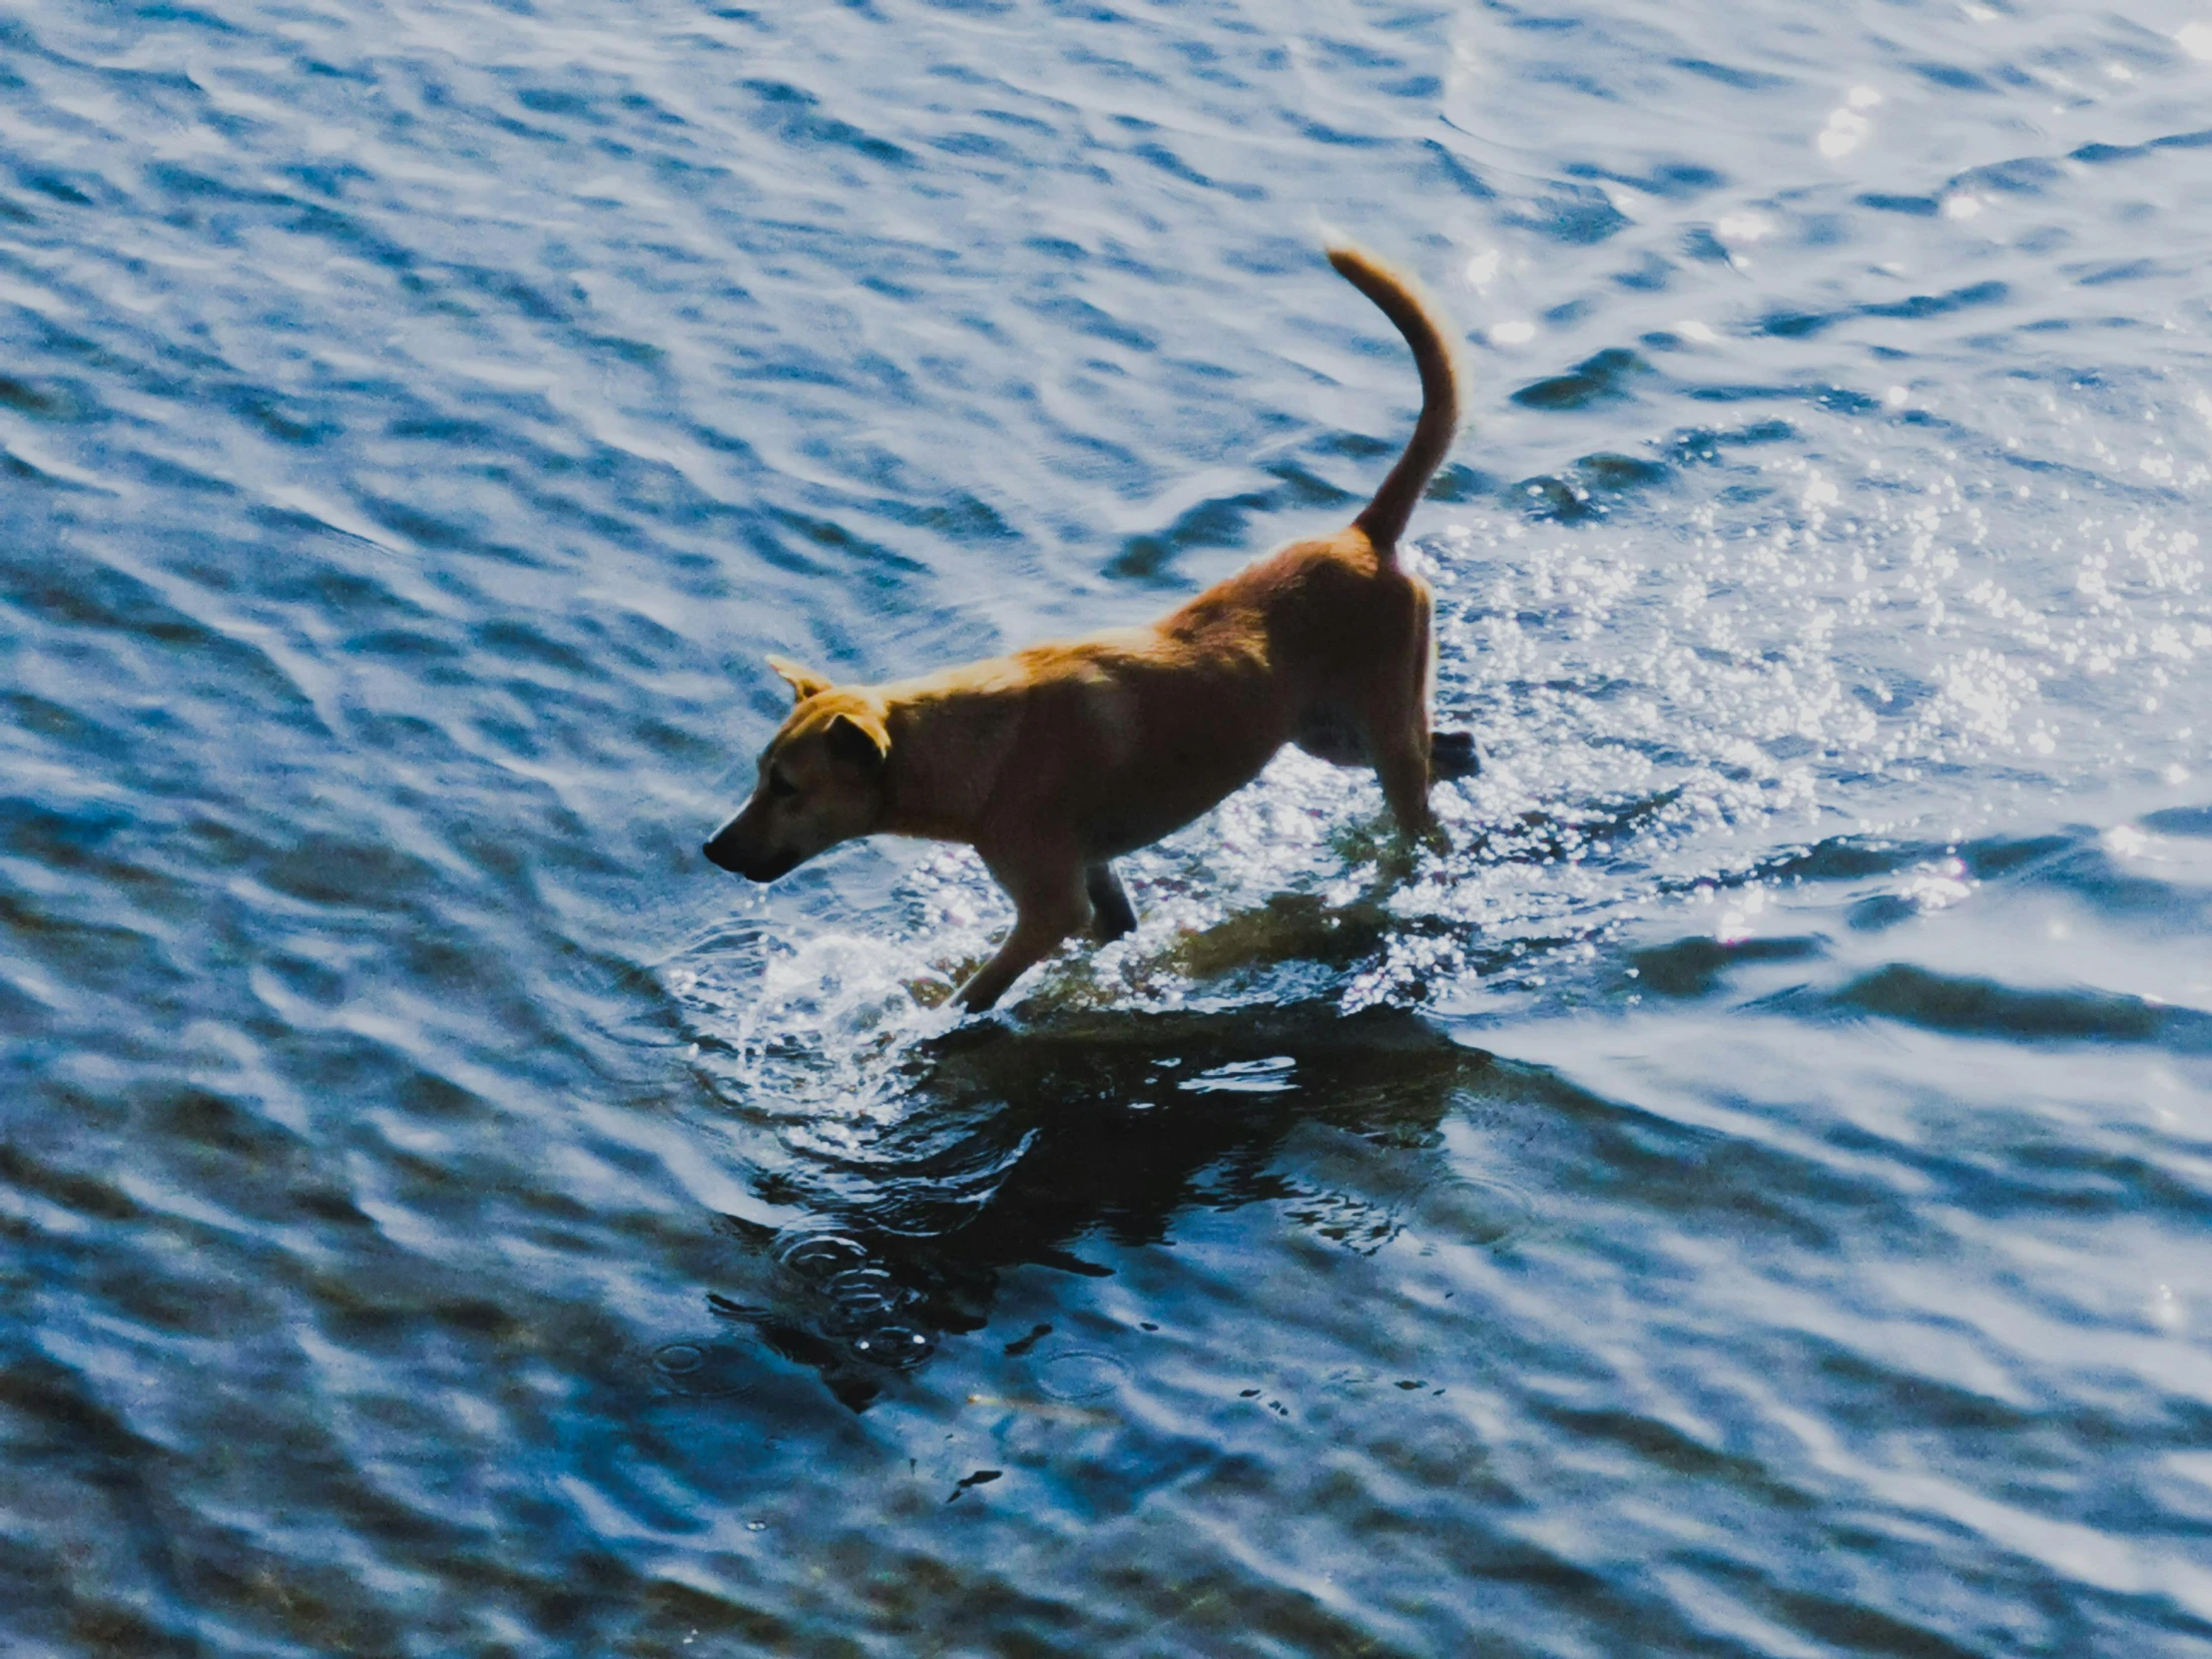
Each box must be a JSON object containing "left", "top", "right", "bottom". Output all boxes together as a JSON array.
[{"left": 705, "top": 244, "right": 1475, "bottom": 1011}]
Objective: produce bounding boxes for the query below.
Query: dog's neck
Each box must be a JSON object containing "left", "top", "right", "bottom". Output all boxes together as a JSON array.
[{"left": 875, "top": 683, "right": 1021, "bottom": 843}]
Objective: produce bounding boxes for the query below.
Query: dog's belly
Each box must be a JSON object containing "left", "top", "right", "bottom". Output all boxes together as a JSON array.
[
  {"left": 1291, "top": 706, "right": 1366, "bottom": 767},
  {"left": 1081, "top": 764, "right": 1273, "bottom": 857},
  {"left": 1072, "top": 726, "right": 1286, "bottom": 858}
]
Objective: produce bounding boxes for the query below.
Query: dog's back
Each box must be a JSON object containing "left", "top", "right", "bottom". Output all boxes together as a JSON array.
[{"left": 923, "top": 250, "right": 1459, "bottom": 859}]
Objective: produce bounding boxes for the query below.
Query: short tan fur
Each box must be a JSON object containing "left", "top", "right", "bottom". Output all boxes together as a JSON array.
[{"left": 705, "top": 244, "right": 1475, "bottom": 1011}]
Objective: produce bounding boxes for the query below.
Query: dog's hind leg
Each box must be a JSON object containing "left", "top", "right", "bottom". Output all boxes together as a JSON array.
[
  {"left": 1410, "top": 569, "right": 1476, "bottom": 780},
  {"left": 1357, "top": 585, "right": 1449, "bottom": 846},
  {"left": 955, "top": 857, "right": 1089, "bottom": 1012},
  {"left": 1371, "top": 719, "right": 1438, "bottom": 842},
  {"left": 1086, "top": 862, "right": 1136, "bottom": 941},
  {"left": 1429, "top": 729, "right": 1479, "bottom": 780}
]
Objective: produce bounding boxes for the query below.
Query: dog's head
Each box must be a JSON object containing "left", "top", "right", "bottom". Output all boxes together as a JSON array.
[{"left": 703, "top": 656, "right": 890, "bottom": 881}]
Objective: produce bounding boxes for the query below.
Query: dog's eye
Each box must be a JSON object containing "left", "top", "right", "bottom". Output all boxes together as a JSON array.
[{"left": 767, "top": 770, "right": 798, "bottom": 799}]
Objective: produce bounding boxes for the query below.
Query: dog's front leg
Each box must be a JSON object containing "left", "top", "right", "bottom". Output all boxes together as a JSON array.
[{"left": 953, "top": 858, "right": 1089, "bottom": 1012}]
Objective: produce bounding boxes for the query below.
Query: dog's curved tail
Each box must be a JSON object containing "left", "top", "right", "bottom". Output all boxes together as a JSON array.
[{"left": 1327, "top": 244, "right": 1461, "bottom": 556}]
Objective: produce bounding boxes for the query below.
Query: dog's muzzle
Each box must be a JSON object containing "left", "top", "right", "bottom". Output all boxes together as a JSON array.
[{"left": 702, "top": 835, "right": 799, "bottom": 881}]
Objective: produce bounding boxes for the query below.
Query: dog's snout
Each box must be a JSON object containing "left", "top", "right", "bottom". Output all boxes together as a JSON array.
[
  {"left": 702, "top": 825, "right": 802, "bottom": 881},
  {"left": 702, "top": 814, "right": 758, "bottom": 874}
]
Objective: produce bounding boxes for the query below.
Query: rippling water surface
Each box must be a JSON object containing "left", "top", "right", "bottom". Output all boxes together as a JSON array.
[{"left": 6, "top": 0, "right": 2212, "bottom": 1653}]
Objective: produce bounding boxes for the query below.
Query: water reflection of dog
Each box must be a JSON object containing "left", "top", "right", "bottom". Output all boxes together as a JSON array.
[
  {"left": 703, "top": 244, "right": 1479, "bottom": 1011},
  {"left": 708, "top": 1003, "right": 1512, "bottom": 1410}
]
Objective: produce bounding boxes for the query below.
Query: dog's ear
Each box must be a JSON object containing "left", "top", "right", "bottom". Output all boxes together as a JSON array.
[
  {"left": 825, "top": 711, "right": 890, "bottom": 772},
  {"left": 766, "top": 655, "right": 835, "bottom": 704}
]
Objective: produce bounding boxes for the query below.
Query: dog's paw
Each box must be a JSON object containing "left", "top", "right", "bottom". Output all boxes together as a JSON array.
[
  {"left": 1085, "top": 863, "right": 1137, "bottom": 942},
  {"left": 1429, "top": 729, "right": 1480, "bottom": 781},
  {"left": 1374, "top": 819, "right": 1450, "bottom": 879}
]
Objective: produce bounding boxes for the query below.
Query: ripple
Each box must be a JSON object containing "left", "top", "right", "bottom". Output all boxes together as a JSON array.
[
  {"left": 1401, "top": 1175, "right": 1538, "bottom": 1251},
  {"left": 1828, "top": 965, "right": 2212, "bottom": 1049},
  {"left": 644, "top": 1338, "right": 763, "bottom": 1398},
  {"left": 818, "top": 1266, "right": 915, "bottom": 1334},
  {"left": 1034, "top": 1350, "right": 1131, "bottom": 1401},
  {"left": 845, "top": 1325, "right": 934, "bottom": 1369},
  {"left": 772, "top": 1227, "right": 874, "bottom": 1286}
]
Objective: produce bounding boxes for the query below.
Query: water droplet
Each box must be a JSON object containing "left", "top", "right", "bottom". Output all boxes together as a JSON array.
[{"left": 849, "top": 1324, "right": 934, "bottom": 1369}]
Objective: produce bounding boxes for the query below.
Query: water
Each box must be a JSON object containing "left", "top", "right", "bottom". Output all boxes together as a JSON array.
[{"left": 4, "top": 0, "right": 2211, "bottom": 1652}]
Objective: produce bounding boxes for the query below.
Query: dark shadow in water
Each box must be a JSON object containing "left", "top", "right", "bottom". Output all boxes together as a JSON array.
[
  {"left": 703, "top": 1002, "right": 1494, "bottom": 1410},
  {"left": 664, "top": 818, "right": 2152, "bottom": 1409}
]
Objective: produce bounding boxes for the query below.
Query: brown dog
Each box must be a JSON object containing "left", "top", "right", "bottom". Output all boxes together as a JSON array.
[{"left": 705, "top": 244, "right": 1473, "bottom": 1011}]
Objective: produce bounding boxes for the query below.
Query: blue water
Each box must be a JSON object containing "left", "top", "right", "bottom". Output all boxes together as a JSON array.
[{"left": 5, "top": 0, "right": 2212, "bottom": 1653}]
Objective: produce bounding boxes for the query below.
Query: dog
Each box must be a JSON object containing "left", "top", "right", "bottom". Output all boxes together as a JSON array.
[{"left": 705, "top": 243, "right": 1475, "bottom": 1011}]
